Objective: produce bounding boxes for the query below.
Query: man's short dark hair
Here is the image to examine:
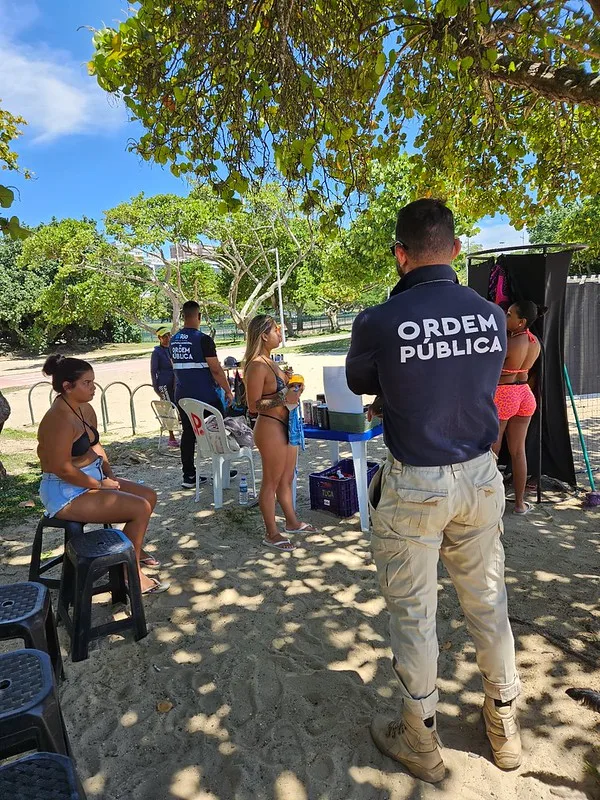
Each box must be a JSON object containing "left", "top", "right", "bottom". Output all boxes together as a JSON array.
[
  {"left": 182, "top": 300, "right": 200, "bottom": 317},
  {"left": 395, "top": 199, "right": 455, "bottom": 258}
]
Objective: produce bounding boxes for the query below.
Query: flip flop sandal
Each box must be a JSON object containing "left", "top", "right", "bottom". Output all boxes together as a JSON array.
[
  {"left": 513, "top": 502, "right": 532, "bottom": 515},
  {"left": 262, "top": 538, "right": 296, "bottom": 551},
  {"left": 283, "top": 523, "right": 319, "bottom": 534},
  {"left": 140, "top": 555, "right": 161, "bottom": 567},
  {"left": 142, "top": 578, "right": 171, "bottom": 595}
]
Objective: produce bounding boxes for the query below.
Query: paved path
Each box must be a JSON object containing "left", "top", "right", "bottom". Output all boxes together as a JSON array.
[{"left": 0, "top": 332, "right": 351, "bottom": 391}]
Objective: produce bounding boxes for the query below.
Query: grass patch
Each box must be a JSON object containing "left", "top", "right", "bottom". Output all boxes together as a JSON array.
[
  {"left": 0, "top": 471, "right": 41, "bottom": 525},
  {"left": 2, "top": 427, "right": 38, "bottom": 440},
  {"left": 281, "top": 336, "right": 351, "bottom": 356},
  {"left": 0, "top": 442, "right": 41, "bottom": 525}
]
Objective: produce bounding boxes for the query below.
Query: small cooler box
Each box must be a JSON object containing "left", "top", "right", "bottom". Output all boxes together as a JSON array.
[{"left": 309, "top": 458, "right": 380, "bottom": 518}]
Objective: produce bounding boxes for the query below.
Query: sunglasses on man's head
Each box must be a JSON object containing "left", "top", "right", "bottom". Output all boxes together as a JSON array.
[{"left": 390, "top": 240, "right": 409, "bottom": 255}]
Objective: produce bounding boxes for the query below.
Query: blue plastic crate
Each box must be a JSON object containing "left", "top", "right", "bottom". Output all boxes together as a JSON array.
[{"left": 309, "top": 458, "right": 379, "bottom": 518}]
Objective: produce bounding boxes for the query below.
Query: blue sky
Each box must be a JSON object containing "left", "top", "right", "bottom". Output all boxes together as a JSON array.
[{"left": 1, "top": 0, "right": 527, "bottom": 248}]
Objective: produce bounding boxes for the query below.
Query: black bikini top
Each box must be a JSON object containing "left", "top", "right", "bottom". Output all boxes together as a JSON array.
[
  {"left": 60, "top": 396, "right": 100, "bottom": 457},
  {"left": 261, "top": 357, "right": 286, "bottom": 396}
]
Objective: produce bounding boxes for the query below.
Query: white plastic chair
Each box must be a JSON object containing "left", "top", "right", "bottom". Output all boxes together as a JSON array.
[
  {"left": 178, "top": 398, "right": 256, "bottom": 508},
  {"left": 151, "top": 400, "right": 182, "bottom": 453}
]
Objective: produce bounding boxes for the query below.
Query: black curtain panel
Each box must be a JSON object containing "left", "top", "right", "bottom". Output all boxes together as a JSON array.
[
  {"left": 468, "top": 250, "right": 576, "bottom": 487},
  {"left": 564, "top": 279, "right": 600, "bottom": 397}
]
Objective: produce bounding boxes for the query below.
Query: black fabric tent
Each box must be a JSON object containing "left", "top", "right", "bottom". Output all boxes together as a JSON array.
[
  {"left": 467, "top": 246, "right": 578, "bottom": 488},
  {"left": 564, "top": 278, "right": 600, "bottom": 397}
]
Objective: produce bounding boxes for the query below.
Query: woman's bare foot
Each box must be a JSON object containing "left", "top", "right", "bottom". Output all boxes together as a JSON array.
[
  {"left": 513, "top": 501, "right": 532, "bottom": 515},
  {"left": 140, "top": 550, "right": 160, "bottom": 567},
  {"left": 264, "top": 532, "right": 295, "bottom": 551},
  {"left": 139, "top": 570, "right": 159, "bottom": 592},
  {"left": 283, "top": 521, "right": 318, "bottom": 533}
]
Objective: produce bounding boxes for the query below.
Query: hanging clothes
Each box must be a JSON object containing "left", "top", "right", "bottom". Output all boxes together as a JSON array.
[{"left": 488, "top": 259, "right": 512, "bottom": 310}]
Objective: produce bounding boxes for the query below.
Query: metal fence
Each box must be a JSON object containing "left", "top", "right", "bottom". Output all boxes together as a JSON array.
[
  {"left": 139, "top": 312, "right": 357, "bottom": 343},
  {"left": 27, "top": 380, "right": 155, "bottom": 435}
]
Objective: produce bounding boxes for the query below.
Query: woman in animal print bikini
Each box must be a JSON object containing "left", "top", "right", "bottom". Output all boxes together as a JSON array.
[{"left": 493, "top": 300, "right": 545, "bottom": 514}]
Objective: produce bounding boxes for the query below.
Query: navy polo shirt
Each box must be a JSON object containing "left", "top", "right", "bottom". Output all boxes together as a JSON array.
[
  {"left": 170, "top": 327, "right": 220, "bottom": 406},
  {"left": 346, "top": 264, "right": 506, "bottom": 466}
]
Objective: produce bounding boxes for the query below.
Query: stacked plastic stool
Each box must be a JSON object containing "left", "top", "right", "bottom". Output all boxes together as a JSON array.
[
  {"left": 58, "top": 528, "right": 147, "bottom": 662},
  {"left": 0, "top": 752, "right": 87, "bottom": 799},
  {"left": 0, "top": 581, "right": 64, "bottom": 680},
  {"left": 0, "top": 649, "right": 72, "bottom": 760}
]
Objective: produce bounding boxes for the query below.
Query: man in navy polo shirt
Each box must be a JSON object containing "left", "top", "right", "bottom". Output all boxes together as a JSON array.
[
  {"left": 346, "top": 200, "right": 520, "bottom": 782},
  {"left": 171, "top": 301, "right": 234, "bottom": 488}
]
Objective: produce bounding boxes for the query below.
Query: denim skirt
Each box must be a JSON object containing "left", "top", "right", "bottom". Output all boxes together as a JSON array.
[{"left": 39, "top": 456, "right": 103, "bottom": 518}]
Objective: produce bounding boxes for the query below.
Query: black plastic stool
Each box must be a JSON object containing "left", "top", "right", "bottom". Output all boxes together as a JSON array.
[
  {"left": 0, "top": 649, "right": 71, "bottom": 760},
  {"left": 0, "top": 582, "right": 64, "bottom": 681},
  {"left": 0, "top": 752, "right": 87, "bottom": 799},
  {"left": 30, "top": 518, "right": 111, "bottom": 589},
  {"left": 58, "top": 529, "right": 147, "bottom": 663}
]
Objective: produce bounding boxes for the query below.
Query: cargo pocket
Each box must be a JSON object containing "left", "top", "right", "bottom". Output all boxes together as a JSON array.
[
  {"left": 371, "top": 535, "right": 414, "bottom": 600},
  {"left": 472, "top": 468, "right": 504, "bottom": 528},
  {"left": 392, "top": 487, "right": 447, "bottom": 536}
]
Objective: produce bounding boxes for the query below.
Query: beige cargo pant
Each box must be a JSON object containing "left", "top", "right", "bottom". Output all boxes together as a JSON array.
[{"left": 369, "top": 450, "right": 520, "bottom": 719}]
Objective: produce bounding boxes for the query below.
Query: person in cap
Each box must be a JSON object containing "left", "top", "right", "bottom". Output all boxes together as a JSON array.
[{"left": 150, "top": 326, "right": 179, "bottom": 447}]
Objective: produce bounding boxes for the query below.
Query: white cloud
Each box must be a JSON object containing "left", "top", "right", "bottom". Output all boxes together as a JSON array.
[
  {"left": 0, "top": 0, "right": 126, "bottom": 143},
  {"left": 464, "top": 218, "right": 529, "bottom": 252}
]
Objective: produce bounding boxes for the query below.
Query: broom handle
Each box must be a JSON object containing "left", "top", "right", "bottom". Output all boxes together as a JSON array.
[{"left": 563, "top": 365, "right": 596, "bottom": 492}]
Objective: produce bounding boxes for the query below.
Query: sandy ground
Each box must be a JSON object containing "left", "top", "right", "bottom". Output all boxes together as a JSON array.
[
  {"left": 0, "top": 422, "right": 599, "bottom": 799},
  {"left": 1, "top": 341, "right": 599, "bottom": 798}
]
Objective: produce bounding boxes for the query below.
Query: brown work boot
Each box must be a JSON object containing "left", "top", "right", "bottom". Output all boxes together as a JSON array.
[
  {"left": 482, "top": 696, "right": 522, "bottom": 770},
  {"left": 370, "top": 710, "right": 445, "bottom": 783}
]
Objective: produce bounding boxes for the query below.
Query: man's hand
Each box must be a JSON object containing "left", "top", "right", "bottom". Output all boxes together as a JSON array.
[
  {"left": 286, "top": 384, "right": 303, "bottom": 402},
  {"left": 225, "top": 389, "right": 234, "bottom": 406},
  {"left": 367, "top": 395, "right": 384, "bottom": 421}
]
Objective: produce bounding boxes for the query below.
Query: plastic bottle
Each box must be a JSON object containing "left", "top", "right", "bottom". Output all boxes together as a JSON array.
[{"left": 239, "top": 474, "right": 248, "bottom": 505}]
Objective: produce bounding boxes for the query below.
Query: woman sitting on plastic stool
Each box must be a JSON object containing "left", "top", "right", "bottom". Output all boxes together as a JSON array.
[{"left": 37, "top": 354, "right": 169, "bottom": 595}]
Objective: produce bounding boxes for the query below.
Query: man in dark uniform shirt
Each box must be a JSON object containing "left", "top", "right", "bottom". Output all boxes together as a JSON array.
[
  {"left": 150, "top": 326, "right": 178, "bottom": 447},
  {"left": 171, "top": 301, "right": 234, "bottom": 488},
  {"left": 346, "top": 199, "right": 520, "bottom": 782}
]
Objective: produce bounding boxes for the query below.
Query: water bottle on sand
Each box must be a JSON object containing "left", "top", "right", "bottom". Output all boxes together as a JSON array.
[{"left": 239, "top": 474, "right": 248, "bottom": 506}]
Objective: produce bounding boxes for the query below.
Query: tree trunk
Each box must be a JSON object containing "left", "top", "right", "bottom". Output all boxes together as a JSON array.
[
  {"left": 284, "top": 314, "right": 294, "bottom": 339},
  {"left": 295, "top": 306, "right": 304, "bottom": 332},
  {"left": 490, "top": 56, "right": 600, "bottom": 108},
  {"left": 326, "top": 309, "right": 339, "bottom": 333}
]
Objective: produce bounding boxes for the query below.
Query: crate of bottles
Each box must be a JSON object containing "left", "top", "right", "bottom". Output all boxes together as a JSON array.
[{"left": 309, "top": 458, "right": 379, "bottom": 518}]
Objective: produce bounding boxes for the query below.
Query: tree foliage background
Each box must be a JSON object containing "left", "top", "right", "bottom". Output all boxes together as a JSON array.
[
  {"left": 89, "top": 1, "right": 600, "bottom": 224},
  {"left": 528, "top": 198, "right": 600, "bottom": 275}
]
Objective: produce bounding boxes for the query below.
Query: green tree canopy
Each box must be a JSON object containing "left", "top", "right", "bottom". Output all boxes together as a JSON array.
[
  {"left": 528, "top": 198, "right": 600, "bottom": 274},
  {"left": 90, "top": 1, "right": 600, "bottom": 224},
  {"left": 0, "top": 104, "right": 30, "bottom": 239},
  {"left": 18, "top": 219, "right": 146, "bottom": 340},
  {"left": 103, "top": 186, "right": 316, "bottom": 331},
  {"left": 199, "top": 183, "right": 316, "bottom": 330},
  {"left": 0, "top": 238, "right": 52, "bottom": 348}
]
